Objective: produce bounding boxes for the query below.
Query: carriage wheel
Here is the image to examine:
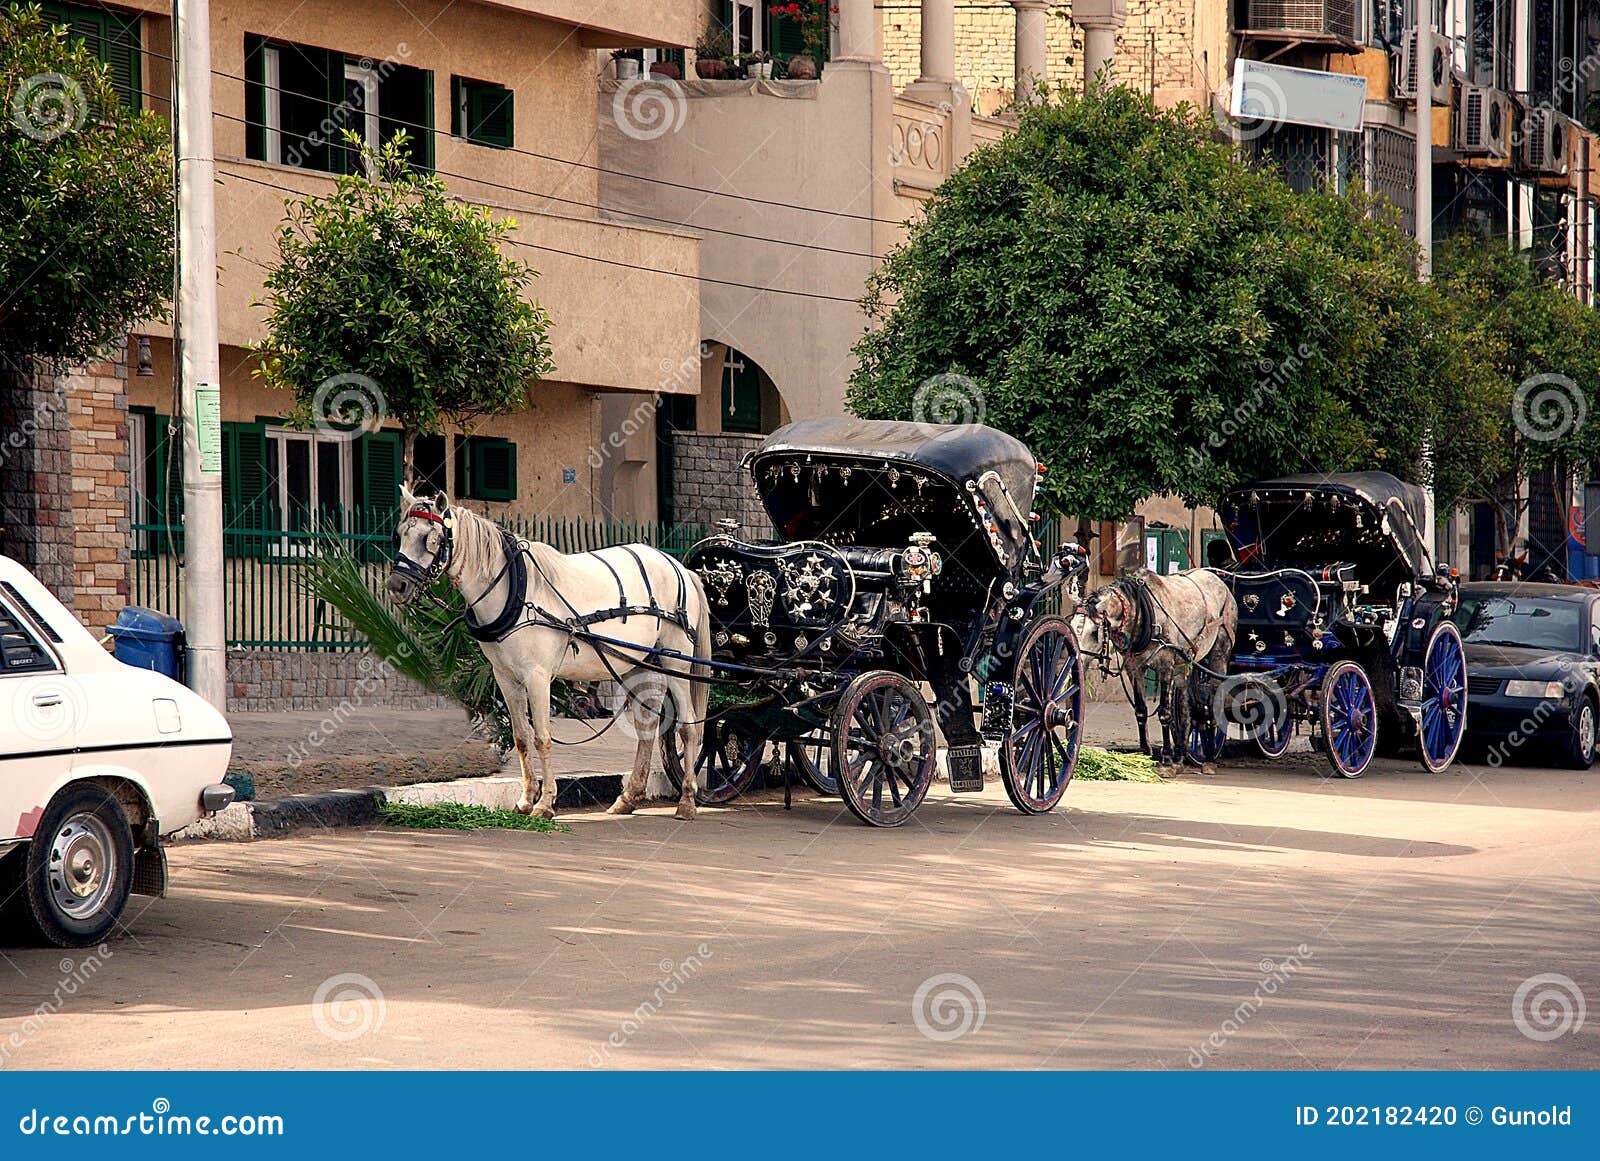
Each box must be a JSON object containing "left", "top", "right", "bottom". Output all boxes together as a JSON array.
[
  {"left": 1418, "top": 620, "right": 1467, "bottom": 772},
  {"left": 1255, "top": 711, "right": 1292, "bottom": 759},
  {"left": 831, "top": 671, "right": 936, "bottom": 828},
  {"left": 660, "top": 715, "right": 765, "bottom": 806},
  {"left": 784, "top": 734, "right": 837, "bottom": 795},
  {"left": 1320, "top": 661, "right": 1377, "bottom": 778},
  {"left": 999, "top": 616, "right": 1083, "bottom": 814}
]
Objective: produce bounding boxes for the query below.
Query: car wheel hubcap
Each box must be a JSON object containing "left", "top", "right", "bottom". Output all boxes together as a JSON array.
[{"left": 49, "top": 813, "right": 115, "bottom": 921}]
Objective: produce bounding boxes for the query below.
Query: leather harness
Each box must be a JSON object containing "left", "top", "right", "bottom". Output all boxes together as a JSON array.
[{"left": 399, "top": 508, "right": 697, "bottom": 648}]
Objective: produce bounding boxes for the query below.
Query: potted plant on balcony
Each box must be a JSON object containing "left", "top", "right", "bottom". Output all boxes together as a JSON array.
[
  {"left": 611, "top": 49, "right": 641, "bottom": 80},
  {"left": 650, "top": 58, "right": 682, "bottom": 80},
  {"left": 695, "top": 28, "right": 731, "bottom": 79},
  {"left": 772, "top": 1, "right": 833, "bottom": 79},
  {"left": 749, "top": 51, "right": 773, "bottom": 80}
]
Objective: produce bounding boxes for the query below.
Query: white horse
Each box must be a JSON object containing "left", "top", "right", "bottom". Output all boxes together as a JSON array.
[
  {"left": 1073, "top": 567, "right": 1237, "bottom": 771},
  {"left": 386, "top": 485, "right": 711, "bottom": 821}
]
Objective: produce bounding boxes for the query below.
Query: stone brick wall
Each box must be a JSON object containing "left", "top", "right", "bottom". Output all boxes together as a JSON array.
[
  {"left": 67, "top": 354, "right": 131, "bottom": 634},
  {"left": 881, "top": 1, "right": 1208, "bottom": 116},
  {"left": 226, "top": 649, "right": 452, "bottom": 713},
  {"left": 0, "top": 359, "right": 76, "bottom": 601},
  {"left": 671, "top": 431, "right": 770, "bottom": 534}
]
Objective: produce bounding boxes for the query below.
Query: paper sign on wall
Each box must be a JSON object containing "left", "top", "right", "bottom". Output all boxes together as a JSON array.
[{"left": 194, "top": 386, "right": 222, "bottom": 475}]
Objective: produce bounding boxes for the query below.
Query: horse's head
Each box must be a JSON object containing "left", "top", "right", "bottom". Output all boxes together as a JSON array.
[
  {"left": 1074, "top": 583, "right": 1134, "bottom": 657},
  {"left": 387, "top": 483, "right": 453, "bottom": 605}
]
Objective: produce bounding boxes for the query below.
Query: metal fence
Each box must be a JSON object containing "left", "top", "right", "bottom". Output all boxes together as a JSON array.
[{"left": 130, "top": 509, "right": 709, "bottom": 651}]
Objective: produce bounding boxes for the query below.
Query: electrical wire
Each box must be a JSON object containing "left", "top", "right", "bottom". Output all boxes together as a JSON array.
[
  {"left": 134, "top": 39, "right": 916, "bottom": 227},
  {"left": 216, "top": 166, "right": 870, "bottom": 303}
]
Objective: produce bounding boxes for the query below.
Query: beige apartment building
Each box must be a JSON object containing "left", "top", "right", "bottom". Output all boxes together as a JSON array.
[{"left": 5, "top": 0, "right": 704, "bottom": 645}]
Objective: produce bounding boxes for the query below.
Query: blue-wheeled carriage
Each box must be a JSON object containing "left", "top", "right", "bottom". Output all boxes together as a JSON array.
[
  {"left": 1206, "top": 473, "right": 1468, "bottom": 776},
  {"left": 660, "top": 418, "right": 1090, "bottom": 827}
]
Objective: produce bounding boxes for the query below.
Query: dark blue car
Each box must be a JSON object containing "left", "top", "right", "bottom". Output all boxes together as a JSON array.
[{"left": 1454, "top": 582, "right": 1600, "bottom": 768}]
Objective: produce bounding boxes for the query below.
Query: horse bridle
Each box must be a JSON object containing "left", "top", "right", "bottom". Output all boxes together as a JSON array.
[{"left": 392, "top": 505, "right": 455, "bottom": 588}]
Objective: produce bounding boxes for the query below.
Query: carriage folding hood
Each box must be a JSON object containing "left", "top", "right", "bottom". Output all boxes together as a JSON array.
[
  {"left": 1220, "top": 471, "right": 1437, "bottom": 588},
  {"left": 745, "top": 418, "right": 1041, "bottom": 576}
]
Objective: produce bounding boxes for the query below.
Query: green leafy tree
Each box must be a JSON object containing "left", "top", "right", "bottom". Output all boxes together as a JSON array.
[
  {"left": 848, "top": 84, "right": 1446, "bottom": 519},
  {"left": 257, "top": 134, "right": 555, "bottom": 482},
  {"left": 1430, "top": 234, "right": 1600, "bottom": 564},
  {"left": 0, "top": 3, "right": 173, "bottom": 365}
]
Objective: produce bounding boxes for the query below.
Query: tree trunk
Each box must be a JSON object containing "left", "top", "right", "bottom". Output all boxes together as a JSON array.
[{"left": 402, "top": 427, "right": 417, "bottom": 489}]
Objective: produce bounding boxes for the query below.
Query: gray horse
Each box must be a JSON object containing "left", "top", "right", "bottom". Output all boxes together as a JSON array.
[{"left": 1073, "top": 568, "right": 1238, "bottom": 771}]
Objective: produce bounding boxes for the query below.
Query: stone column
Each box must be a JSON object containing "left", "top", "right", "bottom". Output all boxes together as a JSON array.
[
  {"left": 1073, "top": 0, "right": 1127, "bottom": 87},
  {"left": 835, "top": 0, "right": 879, "bottom": 63},
  {"left": 1012, "top": 1, "right": 1050, "bottom": 103},
  {"left": 917, "top": 0, "right": 956, "bottom": 84}
]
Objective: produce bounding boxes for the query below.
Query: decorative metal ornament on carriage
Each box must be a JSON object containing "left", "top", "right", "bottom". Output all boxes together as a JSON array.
[
  {"left": 666, "top": 418, "right": 1091, "bottom": 827},
  {"left": 1205, "top": 472, "right": 1468, "bottom": 777}
]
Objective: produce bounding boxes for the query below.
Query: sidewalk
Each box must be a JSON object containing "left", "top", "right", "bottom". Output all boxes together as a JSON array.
[{"left": 229, "top": 698, "right": 1147, "bottom": 799}]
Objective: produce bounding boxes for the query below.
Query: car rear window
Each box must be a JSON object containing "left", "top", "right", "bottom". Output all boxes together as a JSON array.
[{"left": 0, "top": 601, "right": 56, "bottom": 673}]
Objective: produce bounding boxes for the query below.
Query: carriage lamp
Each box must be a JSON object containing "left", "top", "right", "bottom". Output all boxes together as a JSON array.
[
  {"left": 1504, "top": 679, "right": 1567, "bottom": 700},
  {"left": 717, "top": 518, "right": 740, "bottom": 535},
  {"left": 135, "top": 335, "right": 154, "bottom": 376}
]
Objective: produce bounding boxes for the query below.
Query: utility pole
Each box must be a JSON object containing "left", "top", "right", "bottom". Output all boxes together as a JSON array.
[
  {"left": 1414, "top": 10, "right": 1433, "bottom": 281},
  {"left": 173, "top": 0, "right": 226, "bottom": 708},
  {"left": 1410, "top": 7, "right": 1448, "bottom": 557}
]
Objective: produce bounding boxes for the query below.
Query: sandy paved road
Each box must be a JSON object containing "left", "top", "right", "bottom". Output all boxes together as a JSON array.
[{"left": 1, "top": 757, "right": 1596, "bottom": 1070}]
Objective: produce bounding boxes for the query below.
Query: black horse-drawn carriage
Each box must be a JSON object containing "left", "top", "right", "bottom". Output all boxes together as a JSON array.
[
  {"left": 662, "top": 418, "right": 1089, "bottom": 826},
  {"left": 1204, "top": 472, "right": 1468, "bottom": 776}
]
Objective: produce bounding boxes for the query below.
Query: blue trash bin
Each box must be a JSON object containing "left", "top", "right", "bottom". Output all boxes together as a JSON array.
[{"left": 109, "top": 606, "right": 187, "bottom": 682}]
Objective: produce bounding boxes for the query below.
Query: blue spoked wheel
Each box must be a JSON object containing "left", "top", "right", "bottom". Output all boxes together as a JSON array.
[
  {"left": 1419, "top": 620, "right": 1467, "bottom": 772},
  {"left": 1255, "top": 710, "right": 1292, "bottom": 759},
  {"left": 784, "top": 734, "right": 837, "bottom": 795},
  {"left": 1320, "top": 661, "right": 1377, "bottom": 778},
  {"left": 831, "top": 671, "right": 936, "bottom": 828},
  {"left": 999, "top": 616, "right": 1083, "bottom": 813}
]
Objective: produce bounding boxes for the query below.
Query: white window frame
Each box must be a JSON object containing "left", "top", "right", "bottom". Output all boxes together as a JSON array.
[
  {"left": 266, "top": 427, "right": 355, "bottom": 554},
  {"left": 732, "top": 0, "right": 763, "bottom": 54},
  {"left": 262, "top": 44, "right": 282, "bottom": 164},
  {"left": 343, "top": 61, "right": 381, "bottom": 152},
  {"left": 128, "top": 410, "right": 148, "bottom": 527}
]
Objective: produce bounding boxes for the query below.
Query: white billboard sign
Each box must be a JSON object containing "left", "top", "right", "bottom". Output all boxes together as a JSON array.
[{"left": 1230, "top": 59, "right": 1367, "bottom": 134}]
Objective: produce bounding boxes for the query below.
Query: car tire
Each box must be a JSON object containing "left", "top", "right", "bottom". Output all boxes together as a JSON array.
[
  {"left": 14, "top": 785, "right": 135, "bottom": 948},
  {"left": 1565, "top": 697, "right": 1598, "bottom": 770}
]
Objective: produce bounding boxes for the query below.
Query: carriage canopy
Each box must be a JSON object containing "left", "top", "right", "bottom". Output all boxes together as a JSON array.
[
  {"left": 1220, "top": 472, "right": 1435, "bottom": 583},
  {"left": 747, "top": 418, "right": 1039, "bottom": 575}
]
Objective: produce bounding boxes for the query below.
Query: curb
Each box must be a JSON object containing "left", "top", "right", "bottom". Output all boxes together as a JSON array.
[{"left": 171, "top": 772, "right": 627, "bottom": 842}]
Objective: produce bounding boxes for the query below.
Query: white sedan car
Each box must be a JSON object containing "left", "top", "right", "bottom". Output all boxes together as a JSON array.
[{"left": 1, "top": 555, "right": 234, "bottom": 947}]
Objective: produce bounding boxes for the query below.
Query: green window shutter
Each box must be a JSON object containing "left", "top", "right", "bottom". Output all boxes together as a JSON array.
[
  {"left": 379, "top": 64, "right": 434, "bottom": 171},
  {"left": 100, "top": 8, "right": 141, "bottom": 111},
  {"left": 357, "top": 431, "right": 402, "bottom": 515},
  {"left": 469, "top": 82, "right": 513, "bottom": 149},
  {"left": 767, "top": 2, "right": 814, "bottom": 61},
  {"left": 41, "top": 3, "right": 142, "bottom": 110},
  {"left": 222, "top": 421, "right": 269, "bottom": 558},
  {"left": 449, "top": 75, "right": 464, "bottom": 137},
  {"left": 722, "top": 353, "right": 763, "bottom": 433},
  {"left": 471, "top": 438, "right": 517, "bottom": 502},
  {"left": 455, "top": 436, "right": 516, "bottom": 501},
  {"left": 356, "top": 431, "right": 403, "bottom": 562}
]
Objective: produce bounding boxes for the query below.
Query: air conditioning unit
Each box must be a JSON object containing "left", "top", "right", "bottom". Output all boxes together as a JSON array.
[
  {"left": 1396, "top": 29, "right": 1450, "bottom": 105},
  {"left": 1456, "top": 84, "right": 1511, "bottom": 158},
  {"left": 1522, "top": 107, "right": 1570, "bottom": 175},
  {"left": 1244, "top": 0, "right": 1364, "bottom": 42}
]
